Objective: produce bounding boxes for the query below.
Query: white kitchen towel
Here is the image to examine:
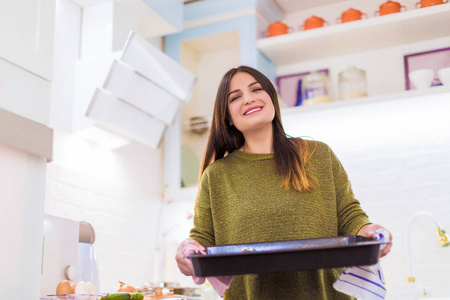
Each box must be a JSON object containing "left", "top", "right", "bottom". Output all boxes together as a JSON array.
[
  {"left": 333, "top": 230, "right": 389, "bottom": 300},
  {"left": 182, "top": 243, "right": 233, "bottom": 298}
]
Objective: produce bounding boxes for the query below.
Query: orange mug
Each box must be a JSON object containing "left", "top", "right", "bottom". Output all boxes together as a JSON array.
[
  {"left": 375, "top": 0, "right": 407, "bottom": 16},
  {"left": 265, "top": 21, "right": 293, "bottom": 37},
  {"left": 337, "top": 8, "right": 368, "bottom": 23},
  {"left": 300, "top": 16, "right": 329, "bottom": 30},
  {"left": 416, "top": 0, "right": 448, "bottom": 7}
]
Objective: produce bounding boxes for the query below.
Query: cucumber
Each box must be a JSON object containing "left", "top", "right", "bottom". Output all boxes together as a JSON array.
[
  {"left": 130, "top": 293, "right": 144, "bottom": 300},
  {"left": 100, "top": 292, "right": 131, "bottom": 300}
]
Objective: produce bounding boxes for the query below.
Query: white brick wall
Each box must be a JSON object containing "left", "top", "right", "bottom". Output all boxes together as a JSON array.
[{"left": 45, "top": 131, "right": 163, "bottom": 293}]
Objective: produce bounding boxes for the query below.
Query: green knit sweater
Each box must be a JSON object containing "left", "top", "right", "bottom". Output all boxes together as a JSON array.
[{"left": 190, "top": 140, "right": 370, "bottom": 300}]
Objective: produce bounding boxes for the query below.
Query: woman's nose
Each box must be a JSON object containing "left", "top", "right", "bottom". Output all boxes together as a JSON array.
[{"left": 243, "top": 92, "right": 255, "bottom": 104}]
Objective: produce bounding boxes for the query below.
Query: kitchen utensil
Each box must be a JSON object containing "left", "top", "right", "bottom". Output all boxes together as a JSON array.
[
  {"left": 190, "top": 236, "right": 386, "bottom": 277},
  {"left": 265, "top": 21, "right": 292, "bottom": 37},
  {"left": 408, "top": 68, "right": 434, "bottom": 89},
  {"left": 416, "top": 0, "right": 448, "bottom": 8},
  {"left": 437, "top": 67, "right": 450, "bottom": 85},
  {"left": 301, "top": 16, "right": 329, "bottom": 30},
  {"left": 301, "top": 71, "right": 331, "bottom": 105},
  {"left": 339, "top": 66, "right": 368, "bottom": 100},
  {"left": 375, "top": 0, "right": 407, "bottom": 16},
  {"left": 337, "top": 8, "right": 368, "bottom": 23},
  {"left": 77, "top": 222, "right": 100, "bottom": 291}
]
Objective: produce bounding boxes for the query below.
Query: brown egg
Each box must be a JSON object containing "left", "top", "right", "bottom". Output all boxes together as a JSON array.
[{"left": 56, "top": 280, "right": 73, "bottom": 296}]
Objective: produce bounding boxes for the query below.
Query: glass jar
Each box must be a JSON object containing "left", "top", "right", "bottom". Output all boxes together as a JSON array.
[
  {"left": 339, "top": 66, "right": 367, "bottom": 100},
  {"left": 301, "top": 71, "right": 331, "bottom": 105}
]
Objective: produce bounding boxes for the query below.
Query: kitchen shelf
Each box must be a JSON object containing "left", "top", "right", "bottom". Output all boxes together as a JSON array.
[
  {"left": 257, "top": 4, "right": 450, "bottom": 65},
  {"left": 280, "top": 85, "right": 450, "bottom": 116}
]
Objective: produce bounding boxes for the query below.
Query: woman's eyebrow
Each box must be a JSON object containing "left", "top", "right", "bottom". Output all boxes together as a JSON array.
[{"left": 228, "top": 89, "right": 239, "bottom": 98}]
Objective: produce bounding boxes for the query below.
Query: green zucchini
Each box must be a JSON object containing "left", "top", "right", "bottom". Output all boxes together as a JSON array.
[
  {"left": 100, "top": 292, "right": 131, "bottom": 300},
  {"left": 130, "top": 292, "right": 144, "bottom": 300}
]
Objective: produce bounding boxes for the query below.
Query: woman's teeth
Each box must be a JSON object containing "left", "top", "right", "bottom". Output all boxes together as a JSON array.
[{"left": 244, "top": 108, "right": 262, "bottom": 115}]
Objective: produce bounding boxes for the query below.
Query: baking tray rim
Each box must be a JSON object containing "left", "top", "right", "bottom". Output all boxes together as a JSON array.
[{"left": 188, "top": 236, "right": 389, "bottom": 258}]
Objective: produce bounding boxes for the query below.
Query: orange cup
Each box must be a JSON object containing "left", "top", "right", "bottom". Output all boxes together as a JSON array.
[
  {"left": 301, "top": 16, "right": 329, "bottom": 30},
  {"left": 375, "top": 0, "right": 407, "bottom": 16},
  {"left": 416, "top": 0, "right": 448, "bottom": 7},
  {"left": 265, "top": 21, "right": 293, "bottom": 37},
  {"left": 337, "top": 8, "right": 368, "bottom": 23}
]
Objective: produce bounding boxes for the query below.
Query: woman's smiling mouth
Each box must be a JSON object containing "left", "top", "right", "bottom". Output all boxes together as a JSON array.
[{"left": 244, "top": 106, "right": 262, "bottom": 115}]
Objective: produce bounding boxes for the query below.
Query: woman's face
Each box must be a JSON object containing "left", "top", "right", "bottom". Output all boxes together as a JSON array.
[{"left": 227, "top": 72, "right": 275, "bottom": 134}]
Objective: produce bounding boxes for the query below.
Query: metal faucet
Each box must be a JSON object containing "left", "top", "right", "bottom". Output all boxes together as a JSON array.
[{"left": 406, "top": 211, "right": 450, "bottom": 283}]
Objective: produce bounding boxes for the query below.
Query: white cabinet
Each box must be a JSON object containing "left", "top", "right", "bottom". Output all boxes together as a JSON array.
[
  {"left": 0, "top": 0, "right": 56, "bottom": 80},
  {"left": 0, "top": 56, "right": 52, "bottom": 125}
]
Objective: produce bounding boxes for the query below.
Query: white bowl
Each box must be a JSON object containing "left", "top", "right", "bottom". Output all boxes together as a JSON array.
[
  {"left": 408, "top": 68, "right": 434, "bottom": 89},
  {"left": 438, "top": 67, "right": 450, "bottom": 86}
]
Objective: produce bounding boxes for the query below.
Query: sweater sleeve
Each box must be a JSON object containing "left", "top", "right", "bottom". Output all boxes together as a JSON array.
[
  {"left": 189, "top": 168, "right": 216, "bottom": 247},
  {"left": 329, "top": 147, "right": 371, "bottom": 236}
]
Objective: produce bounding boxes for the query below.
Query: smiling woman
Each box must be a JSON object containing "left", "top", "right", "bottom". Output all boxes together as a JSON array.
[
  {"left": 174, "top": 65, "right": 393, "bottom": 300},
  {"left": 226, "top": 72, "right": 275, "bottom": 141}
]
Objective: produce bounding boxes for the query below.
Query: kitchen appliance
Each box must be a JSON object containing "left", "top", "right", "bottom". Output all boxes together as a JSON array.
[
  {"left": 265, "top": 21, "right": 292, "bottom": 37},
  {"left": 77, "top": 221, "right": 100, "bottom": 291},
  {"left": 337, "top": 8, "right": 368, "bottom": 23},
  {"left": 416, "top": 0, "right": 448, "bottom": 8},
  {"left": 301, "top": 71, "right": 331, "bottom": 105},
  {"left": 40, "top": 215, "right": 79, "bottom": 298},
  {"left": 375, "top": 1, "right": 407, "bottom": 16},
  {"left": 338, "top": 66, "right": 368, "bottom": 100},
  {"left": 301, "top": 16, "right": 329, "bottom": 30},
  {"left": 190, "top": 236, "right": 386, "bottom": 277}
]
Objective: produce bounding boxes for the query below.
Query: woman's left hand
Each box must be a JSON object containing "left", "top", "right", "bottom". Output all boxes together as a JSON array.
[{"left": 357, "top": 224, "right": 393, "bottom": 257}]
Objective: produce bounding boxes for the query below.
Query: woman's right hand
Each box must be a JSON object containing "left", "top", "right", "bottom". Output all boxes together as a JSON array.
[{"left": 175, "top": 238, "right": 205, "bottom": 276}]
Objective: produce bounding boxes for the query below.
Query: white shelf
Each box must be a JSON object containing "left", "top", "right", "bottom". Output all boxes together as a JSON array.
[
  {"left": 257, "top": 4, "right": 450, "bottom": 65},
  {"left": 281, "top": 85, "right": 450, "bottom": 116}
]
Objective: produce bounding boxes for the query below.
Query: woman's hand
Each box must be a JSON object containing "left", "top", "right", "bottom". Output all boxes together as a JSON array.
[
  {"left": 357, "top": 224, "right": 393, "bottom": 257},
  {"left": 175, "top": 238, "right": 205, "bottom": 276}
]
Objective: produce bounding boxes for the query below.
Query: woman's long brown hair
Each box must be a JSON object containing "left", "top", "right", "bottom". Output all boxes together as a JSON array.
[{"left": 200, "top": 66, "right": 316, "bottom": 192}]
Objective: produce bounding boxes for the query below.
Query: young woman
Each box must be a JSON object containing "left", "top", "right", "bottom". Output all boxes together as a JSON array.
[{"left": 175, "top": 66, "right": 392, "bottom": 299}]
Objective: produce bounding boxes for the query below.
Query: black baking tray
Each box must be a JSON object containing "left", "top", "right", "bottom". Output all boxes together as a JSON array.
[{"left": 190, "top": 235, "right": 386, "bottom": 277}]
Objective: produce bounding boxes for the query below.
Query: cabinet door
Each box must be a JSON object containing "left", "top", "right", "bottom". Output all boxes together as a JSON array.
[{"left": 0, "top": 0, "right": 55, "bottom": 80}]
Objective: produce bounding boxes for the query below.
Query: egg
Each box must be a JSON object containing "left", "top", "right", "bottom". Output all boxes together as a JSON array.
[
  {"left": 56, "top": 280, "right": 73, "bottom": 298},
  {"left": 75, "top": 281, "right": 89, "bottom": 300},
  {"left": 86, "top": 282, "right": 97, "bottom": 300}
]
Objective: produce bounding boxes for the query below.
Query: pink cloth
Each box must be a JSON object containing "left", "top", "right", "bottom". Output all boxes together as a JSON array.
[{"left": 182, "top": 243, "right": 233, "bottom": 297}]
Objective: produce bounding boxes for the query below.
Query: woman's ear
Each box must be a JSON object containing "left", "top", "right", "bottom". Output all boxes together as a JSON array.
[{"left": 227, "top": 118, "right": 233, "bottom": 126}]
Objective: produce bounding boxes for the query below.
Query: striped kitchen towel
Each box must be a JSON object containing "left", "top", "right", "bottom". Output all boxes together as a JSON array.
[
  {"left": 333, "top": 263, "right": 386, "bottom": 300},
  {"left": 333, "top": 230, "right": 389, "bottom": 300}
]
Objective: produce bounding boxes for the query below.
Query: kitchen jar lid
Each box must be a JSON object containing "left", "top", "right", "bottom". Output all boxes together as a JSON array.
[{"left": 339, "top": 66, "right": 366, "bottom": 80}]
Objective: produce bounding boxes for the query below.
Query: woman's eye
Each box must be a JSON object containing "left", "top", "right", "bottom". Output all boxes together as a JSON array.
[
  {"left": 230, "top": 95, "right": 240, "bottom": 102},
  {"left": 252, "top": 88, "right": 263, "bottom": 92}
]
